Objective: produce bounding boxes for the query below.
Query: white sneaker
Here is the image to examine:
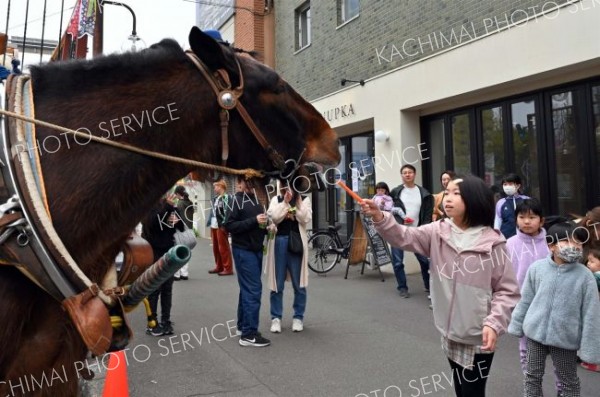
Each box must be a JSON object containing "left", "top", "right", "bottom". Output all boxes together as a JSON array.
[
  {"left": 292, "top": 318, "right": 303, "bottom": 332},
  {"left": 270, "top": 318, "right": 281, "bottom": 333}
]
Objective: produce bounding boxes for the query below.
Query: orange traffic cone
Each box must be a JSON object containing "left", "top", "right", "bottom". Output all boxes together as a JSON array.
[{"left": 102, "top": 350, "right": 129, "bottom": 397}]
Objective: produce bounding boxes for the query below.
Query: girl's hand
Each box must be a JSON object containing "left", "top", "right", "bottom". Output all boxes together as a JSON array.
[
  {"left": 283, "top": 189, "right": 293, "bottom": 203},
  {"left": 361, "top": 199, "right": 384, "bottom": 222},
  {"left": 481, "top": 325, "right": 497, "bottom": 351}
]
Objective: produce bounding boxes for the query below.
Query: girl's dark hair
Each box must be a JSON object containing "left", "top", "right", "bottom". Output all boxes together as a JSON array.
[
  {"left": 453, "top": 176, "right": 495, "bottom": 227},
  {"left": 375, "top": 182, "right": 391, "bottom": 196},
  {"left": 515, "top": 198, "right": 544, "bottom": 218},
  {"left": 546, "top": 222, "right": 588, "bottom": 245},
  {"left": 440, "top": 170, "right": 456, "bottom": 182},
  {"left": 502, "top": 173, "right": 522, "bottom": 185}
]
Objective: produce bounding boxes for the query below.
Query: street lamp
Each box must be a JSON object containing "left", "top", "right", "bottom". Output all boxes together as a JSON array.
[{"left": 101, "top": 1, "right": 146, "bottom": 52}]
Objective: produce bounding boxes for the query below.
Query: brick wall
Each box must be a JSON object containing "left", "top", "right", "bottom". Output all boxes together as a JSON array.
[
  {"left": 235, "top": 0, "right": 266, "bottom": 62},
  {"left": 275, "top": 0, "right": 575, "bottom": 100}
]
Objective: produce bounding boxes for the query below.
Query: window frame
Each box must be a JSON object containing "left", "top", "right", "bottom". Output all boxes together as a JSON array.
[
  {"left": 338, "top": 0, "right": 360, "bottom": 27},
  {"left": 295, "top": 2, "right": 311, "bottom": 52}
]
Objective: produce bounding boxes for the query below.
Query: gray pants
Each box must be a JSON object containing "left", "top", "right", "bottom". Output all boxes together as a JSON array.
[{"left": 525, "top": 338, "right": 580, "bottom": 397}]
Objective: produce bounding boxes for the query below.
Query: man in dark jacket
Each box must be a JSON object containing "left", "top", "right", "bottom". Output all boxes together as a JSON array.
[
  {"left": 224, "top": 177, "right": 270, "bottom": 347},
  {"left": 389, "top": 164, "right": 433, "bottom": 298}
]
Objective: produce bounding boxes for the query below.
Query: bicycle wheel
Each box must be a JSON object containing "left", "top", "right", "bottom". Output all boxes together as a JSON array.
[{"left": 307, "top": 232, "right": 341, "bottom": 273}]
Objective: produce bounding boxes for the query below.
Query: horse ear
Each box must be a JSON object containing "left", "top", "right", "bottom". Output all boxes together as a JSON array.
[{"left": 189, "top": 27, "right": 228, "bottom": 71}]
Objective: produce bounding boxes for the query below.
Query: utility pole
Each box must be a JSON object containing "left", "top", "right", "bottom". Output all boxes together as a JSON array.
[{"left": 93, "top": 5, "right": 103, "bottom": 56}]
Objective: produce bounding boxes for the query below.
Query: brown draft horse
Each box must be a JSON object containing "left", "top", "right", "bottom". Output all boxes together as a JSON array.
[{"left": 0, "top": 27, "right": 340, "bottom": 397}]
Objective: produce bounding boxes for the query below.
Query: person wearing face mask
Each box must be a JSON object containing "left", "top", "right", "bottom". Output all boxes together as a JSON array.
[
  {"left": 508, "top": 222, "right": 600, "bottom": 397},
  {"left": 494, "top": 173, "right": 530, "bottom": 239}
]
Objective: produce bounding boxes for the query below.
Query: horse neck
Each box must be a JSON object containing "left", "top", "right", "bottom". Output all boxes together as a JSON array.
[{"left": 34, "top": 60, "right": 218, "bottom": 278}]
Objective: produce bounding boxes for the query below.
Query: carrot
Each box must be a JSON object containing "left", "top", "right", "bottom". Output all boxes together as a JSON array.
[{"left": 336, "top": 180, "right": 364, "bottom": 203}]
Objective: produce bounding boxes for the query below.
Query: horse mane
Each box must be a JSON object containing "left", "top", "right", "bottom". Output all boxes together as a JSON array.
[
  {"left": 30, "top": 39, "right": 187, "bottom": 94},
  {"left": 231, "top": 46, "right": 260, "bottom": 59}
]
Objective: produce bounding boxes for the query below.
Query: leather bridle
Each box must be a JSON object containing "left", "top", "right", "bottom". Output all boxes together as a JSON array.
[{"left": 185, "top": 50, "right": 291, "bottom": 176}]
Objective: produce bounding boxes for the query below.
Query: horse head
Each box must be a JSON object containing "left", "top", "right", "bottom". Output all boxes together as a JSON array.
[{"left": 187, "top": 27, "right": 340, "bottom": 192}]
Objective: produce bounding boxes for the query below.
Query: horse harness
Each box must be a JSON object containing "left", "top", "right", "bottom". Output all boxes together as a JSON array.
[{"left": 0, "top": 51, "right": 301, "bottom": 356}]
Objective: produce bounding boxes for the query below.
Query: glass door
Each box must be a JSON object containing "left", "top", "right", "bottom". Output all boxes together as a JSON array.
[
  {"left": 481, "top": 106, "right": 505, "bottom": 187},
  {"left": 451, "top": 113, "right": 472, "bottom": 176},
  {"left": 312, "top": 133, "right": 375, "bottom": 240},
  {"left": 511, "top": 99, "right": 540, "bottom": 198},
  {"left": 549, "top": 90, "right": 585, "bottom": 215}
]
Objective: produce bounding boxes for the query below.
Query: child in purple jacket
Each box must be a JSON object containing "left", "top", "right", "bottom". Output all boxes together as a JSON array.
[
  {"left": 505, "top": 199, "right": 563, "bottom": 393},
  {"left": 372, "top": 182, "right": 394, "bottom": 211}
]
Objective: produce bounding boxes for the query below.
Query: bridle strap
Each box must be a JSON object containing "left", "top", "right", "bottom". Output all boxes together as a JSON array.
[
  {"left": 185, "top": 51, "right": 286, "bottom": 171},
  {"left": 219, "top": 109, "right": 229, "bottom": 165}
]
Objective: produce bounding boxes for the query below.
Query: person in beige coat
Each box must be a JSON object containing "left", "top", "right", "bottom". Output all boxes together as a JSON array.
[{"left": 265, "top": 184, "right": 312, "bottom": 333}]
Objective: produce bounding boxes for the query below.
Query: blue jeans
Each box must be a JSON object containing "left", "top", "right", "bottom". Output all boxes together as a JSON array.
[
  {"left": 232, "top": 247, "right": 263, "bottom": 337},
  {"left": 270, "top": 235, "right": 306, "bottom": 320},
  {"left": 390, "top": 247, "right": 430, "bottom": 291}
]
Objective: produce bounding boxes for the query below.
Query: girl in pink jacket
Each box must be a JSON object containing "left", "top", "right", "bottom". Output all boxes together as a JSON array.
[{"left": 362, "top": 176, "right": 520, "bottom": 397}]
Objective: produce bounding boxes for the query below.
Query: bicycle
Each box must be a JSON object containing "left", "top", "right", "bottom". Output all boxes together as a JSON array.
[
  {"left": 307, "top": 223, "right": 350, "bottom": 274},
  {"left": 307, "top": 220, "right": 377, "bottom": 278}
]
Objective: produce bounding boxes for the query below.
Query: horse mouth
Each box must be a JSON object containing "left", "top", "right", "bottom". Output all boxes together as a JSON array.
[{"left": 292, "top": 161, "right": 333, "bottom": 192}]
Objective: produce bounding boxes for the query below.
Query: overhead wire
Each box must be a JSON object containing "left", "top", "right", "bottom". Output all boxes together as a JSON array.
[
  {"left": 57, "top": 0, "right": 66, "bottom": 60},
  {"left": 21, "top": 0, "right": 30, "bottom": 66}
]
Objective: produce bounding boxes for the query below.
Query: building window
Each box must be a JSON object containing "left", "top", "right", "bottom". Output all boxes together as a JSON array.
[
  {"left": 295, "top": 2, "right": 311, "bottom": 51},
  {"left": 338, "top": 0, "right": 360, "bottom": 25}
]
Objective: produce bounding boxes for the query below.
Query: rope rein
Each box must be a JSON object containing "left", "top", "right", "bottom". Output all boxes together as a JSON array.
[{"left": 0, "top": 107, "right": 264, "bottom": 180}]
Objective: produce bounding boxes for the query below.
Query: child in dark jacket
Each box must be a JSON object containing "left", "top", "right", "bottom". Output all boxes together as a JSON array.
[
  {"left": 142, "top": 193, "right": 184, "bottom": 336},
  {"left": 508, "top": 222, "right": 600, "bottom": 396}
]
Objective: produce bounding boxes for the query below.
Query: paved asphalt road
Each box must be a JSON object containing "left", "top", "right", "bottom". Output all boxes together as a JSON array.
[{"left": 87, "top": 238, "right": 599, "bottom": 397}]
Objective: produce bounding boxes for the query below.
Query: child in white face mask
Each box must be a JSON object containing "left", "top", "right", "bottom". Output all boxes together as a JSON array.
[
  {"left": 494, "top": 173, "right": 530, "bottom": 239},
  {"left": 508, "top": 222, "right": 600, "bottom": 397}
]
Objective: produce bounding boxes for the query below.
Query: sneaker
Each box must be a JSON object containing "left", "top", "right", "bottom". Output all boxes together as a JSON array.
[
  {"left": 146, "top": 324, "right": 165, "bottom": 337},
  {"left": 235, "top": 329, "right": 242, "bottom": 336},
  {"left": 180, "top": 276, "right": 188, "bottom": 280},
  {"left": 398, "top": 288, "right": 410, "bottom": 298},
  {"left": 292, "top": 318, "right": 304, "bottom": 332},
  {"left": 161, "top": 321, "right": 174, "bottom": 336},
  {"left": 270, "top": 318, "right": 282, "bottom": 333},
  {"left": 239, "top": 333, "right": 271, "bottom": 347},
  {"left": 173, "top": 276, "right": 181, "bottom": 281}
]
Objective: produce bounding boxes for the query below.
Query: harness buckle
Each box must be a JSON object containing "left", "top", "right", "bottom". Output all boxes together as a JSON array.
[{"left": 0, "top": 195, "right": 20, "bottom": 216}]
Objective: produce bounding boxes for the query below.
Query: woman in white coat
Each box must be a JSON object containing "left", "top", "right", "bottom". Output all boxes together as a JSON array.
[{"left": 266, "top": 184, "right": 312, "bottom": 333}]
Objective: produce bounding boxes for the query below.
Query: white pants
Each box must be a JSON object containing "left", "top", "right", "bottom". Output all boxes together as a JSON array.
[{"left": 175, "top": 263, "right": 189, "bottom": 278}]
